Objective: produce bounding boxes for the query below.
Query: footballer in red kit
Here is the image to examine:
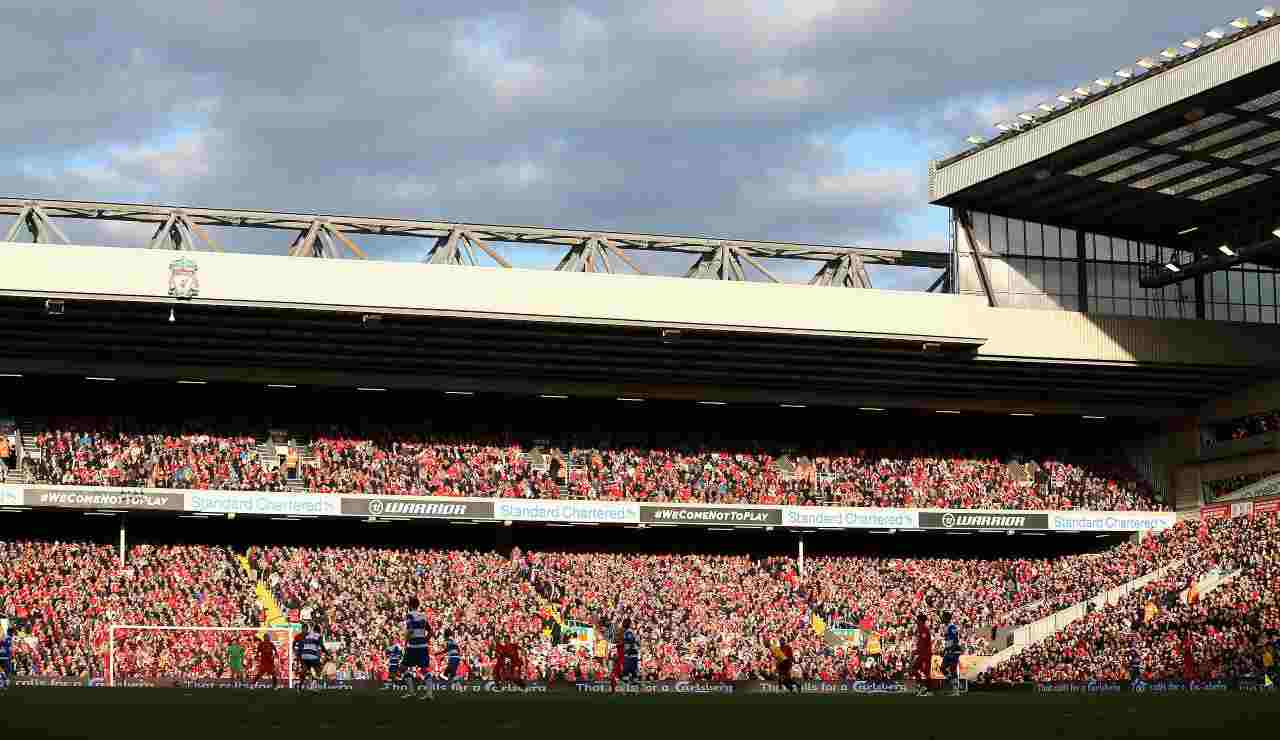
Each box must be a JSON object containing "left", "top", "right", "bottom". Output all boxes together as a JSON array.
[
  {"left": 610, "top": 626, "right": 625, "bottom": 692},
  {"left": 914, "top": 613, "right": 933, "bottom": 696},
  {"left": 252, "top": 634, "right": 278, "bottom": 689}
]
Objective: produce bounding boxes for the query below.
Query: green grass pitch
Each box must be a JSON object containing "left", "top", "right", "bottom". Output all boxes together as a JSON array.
[{"left": 3, "top": 688, "right": 1277, "bottom": 739}]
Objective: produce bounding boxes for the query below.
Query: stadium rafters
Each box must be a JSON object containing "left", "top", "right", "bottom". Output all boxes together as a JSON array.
[{"left": 0, "top": 197, "right": 952, "bottom": 289}]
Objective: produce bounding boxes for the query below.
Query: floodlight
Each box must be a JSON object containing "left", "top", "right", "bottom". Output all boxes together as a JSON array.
[
  {"left": 1259, "top": 7, "right": 1277, "bottom": 19},
  {"left": 1094, "top": 78, "right": 1113, "bottom": 88},
  {"left": 1159, "top": 47, "right": 1179, "bottom": 59},
  {"left": 1177, "top": 226, "right": 1199, "bottom": 235},
  {"left": 1073, "top": 86, "right": 1093, "bottom": 97},
  {"left": 1181, "top": 37, "right": 1203, "bottom": 49},
  {"left": 1206, "top": 27, "right": 1228, "bottom": 40},
  {"left": 1164, "top": 262, "right": 1180, "bottom": 273},
  {"left": 1136, "top": 57, "right": 1158, "bottom": 69},
  {"left": 1272, "top": 227, "right": 1280, "bottom": 238},
  {"left": 995, "top": 122, "right": 1015, "bottom": 132},
  {"left": 1037, "top": 102, "right": 1056, "bottom": 112},
  {"left": 966, "top": 135, "right": 986, "bottom": 145},
  {"left": 1231, "top": 17, "right": 1251, "bottom": 29},
  {"left": 1018, "top": 112, "right": 1037, "bottom": 122},
  {"left": 1115, "top": 67, "right": 1136, "bottom": 79},
  {"left": 1219, "top": 245, "right": 1236, "bottom": 256},
  {"left": 1057, "top": 92, "right": 1076, "bottom": 103}
]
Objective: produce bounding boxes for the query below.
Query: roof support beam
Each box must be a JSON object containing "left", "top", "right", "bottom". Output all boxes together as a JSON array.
[
  {"left": 684, "top": 243, "right": 782, "bottom": 282},
  {"left": 5, "top": 202, "right": 70, "bottom": 245},
  {"left": 145, "top": 210, "right": 226, "bottom": 252},
  {"left": 0, "top": 196, "right": 948, "bottom": 270},
  {"left": 555, "top": 235, "right": 641, "bottom": 274},
  {"left": 1139, "top": 234, "right": 1280, "bottom": 288},
  {"left": 956, "top": 210, "right": 999, "bottom": 307},
  {"left": 287, "top": 220, "right": 369, "bottom": 259},
  {"left": 810, "top": 254, "right": 874, "bottom": 289},
  {"left": 426, "top": 229, "right": 509, "bottom": 268},
  {"left": 925, "top": 269, "right": 949, "bottom": 293}
]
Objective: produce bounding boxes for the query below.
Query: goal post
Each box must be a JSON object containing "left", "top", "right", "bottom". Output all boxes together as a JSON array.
[{"left": 107, "top": 624, "right": 295, "bottom": 688}]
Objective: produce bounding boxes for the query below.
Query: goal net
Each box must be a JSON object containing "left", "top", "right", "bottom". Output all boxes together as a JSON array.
[{"left": 107, "top": 625, "right": 295, "bottom": 688}]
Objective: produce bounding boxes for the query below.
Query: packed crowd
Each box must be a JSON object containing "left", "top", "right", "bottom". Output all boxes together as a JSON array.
[
  {"left": 20, "top": 423, "right": 1167, "bottom": 511},
  {"left": 1203, "top": 469, "right": 1280, "bottom": 502},
  {"left": 26, "top": 424, "right": 286, "bottom": 491},
  {"left": 252, "top": 522, "right": 1215, "bottom": 682},
  {"left": 801, "top": 531, "right": 1193, "bottom": 664},
  {"left": 564, "top": 448, "right": 813, "bottom": 504},
  {"left": 811, "top": 453, "right": 1161, "bottom": 511},
  {"left": 1210, "top": 408, "right": 1280, "bottom": 444},
  {"left": 247, "top": 545, "right": 548, "bottom": 681},
  {"left": 0, "top": 512, "right": 1273, "bottom": 683},
  {"left": 302, "top": 436, "right": 559, "bottom": 499},
  {"left": 0, "top": 541, "right": 258, "bottom": 678},
  {"left": 980, "top": 512, "right": 1280, "bottom": 683}
]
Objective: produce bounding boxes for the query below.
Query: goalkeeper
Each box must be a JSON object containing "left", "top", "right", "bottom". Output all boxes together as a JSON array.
[{"left": 226, "top": 640, "right": 247, "bottom": 681}]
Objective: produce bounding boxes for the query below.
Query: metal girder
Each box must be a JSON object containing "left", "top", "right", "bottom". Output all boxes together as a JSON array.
[
  {"left": 426, "top": 229, "right": 511, "bottom": 268},
  {"left": 0, "top": 197, "right": 949, "bottom": 272},
  {"left": 683, "top": 243, "right": 782, "bottom": 283},
  {"left": 4, "top": 201, "right": 70, "bottom": 245},
  {"left": 956, "top": 210, "right": 999, "bottom": 307},
  {"left": 926, "top": 269, "right": 950, "bottom": 293},
  {"left": 809, "top": 253, "right": 873, "bottom": 289},
  {"left": 1140, "top": 234, "right": 1280, "bottom": 288},
  {"left": 554, "top": 235, "right": 644, "bottom": 275},
  {"left": 287, "top": 220, "right": 366, "bottom": 259}
]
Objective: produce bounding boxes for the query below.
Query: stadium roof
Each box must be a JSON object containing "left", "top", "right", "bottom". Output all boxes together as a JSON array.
[
  {"left": 930, "top": 10, "right": 1280, "bottom": 276},
  {"left": 0, "top": 292, "right": 1273, "bottom": 418}
]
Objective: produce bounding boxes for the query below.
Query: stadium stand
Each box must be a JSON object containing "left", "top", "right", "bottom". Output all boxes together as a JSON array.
[
  {"left": 25, "top": 424, "right": 286, "bottom": 491},
  {"left": 979, "top": 512, "right": 1280, "bottom": 683},
  {"left": 20, "top": 421, "right": 1166, "bottom": 511},
  {"left": 1208, "top": 408, "right": 1280, "bottom": 444},
  {"left": 1203, "top": 469, "right": 1280, "bottom": 502},
  {"left": 2, "top": 512, "right": 1257, "bottom": 683},
  {"left": 0, "top": 541, "right": 257, "bottom": 678}
]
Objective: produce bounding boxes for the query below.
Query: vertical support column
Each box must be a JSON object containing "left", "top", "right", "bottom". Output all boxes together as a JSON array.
[
  {"left": 798, "top": 536, "right": 805, "bottom": 578},
  {"left": 1195, "top": 274, "right": 1206, "bottom": 320},
  {"left": 119, "top": 517, "right": 127, "bottom": 567},
  {"left": 950, "top": 209, "right": 960, "bottom": 295},
  {"left": 1076, "top": 229, "right": 1088, "bottom": 313},
  {"left": 496, "top": 520, "right": 514, "bottom": 558}
]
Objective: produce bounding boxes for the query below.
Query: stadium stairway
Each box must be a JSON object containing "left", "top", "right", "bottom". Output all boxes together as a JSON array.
[
  {"left": 1182, "top": 567, "right": 1241, "bottom": 604},
  {"left": 965, "top": 558, "right": 1187, "bottom": 680},
  {"left": 235, "top": 553, "right": 289, "bottom": 629},
  {"left": 7, "top": 419, "right": 34, "bottom": 483}
]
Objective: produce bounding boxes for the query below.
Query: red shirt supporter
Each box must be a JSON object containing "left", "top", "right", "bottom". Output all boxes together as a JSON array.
[{"left": 24, "top": 421, "right": 1165, "bottom": 511}]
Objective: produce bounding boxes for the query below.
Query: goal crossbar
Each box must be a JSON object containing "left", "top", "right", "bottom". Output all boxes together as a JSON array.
[{"left": 107, "top": 624, "right": 295, "bottom": 688}]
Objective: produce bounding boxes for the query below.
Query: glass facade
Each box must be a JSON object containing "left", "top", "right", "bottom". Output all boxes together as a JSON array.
[{"left": 952, "top": 210, "right": 1280, "bottom": 324}]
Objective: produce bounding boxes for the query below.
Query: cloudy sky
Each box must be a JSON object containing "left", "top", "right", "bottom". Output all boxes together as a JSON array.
[{"left": 0, "top": 1, "right": 1253, "bottom": 288}]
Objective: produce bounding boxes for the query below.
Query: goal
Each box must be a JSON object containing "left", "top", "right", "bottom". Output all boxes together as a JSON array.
[{"left": 107, "top": 625, "right": 295, "bottom": 688}]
